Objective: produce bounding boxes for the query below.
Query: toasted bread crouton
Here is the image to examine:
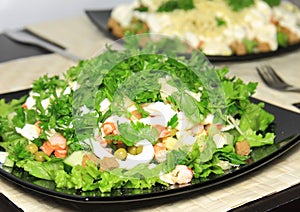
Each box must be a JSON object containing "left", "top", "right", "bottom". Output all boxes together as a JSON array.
[
  {"left": 230, "top": 41, "right": 247, "bottom": 55},
  {"left": 108, "top": 18, "right": 125, "bottom": 38},
  {"left": 235, "top": 140, "right": 251, "bottom": 156},
  {"left": 281, "top": 26, "right": 300, "bottom": 45}
]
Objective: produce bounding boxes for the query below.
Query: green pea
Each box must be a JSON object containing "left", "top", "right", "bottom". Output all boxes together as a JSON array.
[
  {"left": 34, "top": 151, "right": 46, "bottom": 162},
  {"left": 114, "top": 148, "right": 127, "bottom": 160},
  {"left": 136, "top": 146, "right": 143, "bottom": 154},
  {"left": 127, "top": 146, "right": 137, "bottom": 155},
  {"left": 26, "top": 143, "right": 38, "bottom": 154},
  {"left": 128, "top": 146, "right": 143, "bottom": 155}
]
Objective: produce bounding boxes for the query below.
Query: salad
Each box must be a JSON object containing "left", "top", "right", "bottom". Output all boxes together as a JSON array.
[
  {"left": 0, "top": 36, "right": 275, "bottom": 194},
  {"left": 108, "top": 0, "right": 300, "bottom": 56}
]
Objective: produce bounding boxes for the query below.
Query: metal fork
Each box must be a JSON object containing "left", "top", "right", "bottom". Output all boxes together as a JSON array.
[{"left": 256, "top": 65, "right": 300, "bottom": 93}]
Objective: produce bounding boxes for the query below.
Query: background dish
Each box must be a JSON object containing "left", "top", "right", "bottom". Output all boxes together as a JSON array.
[
  {"left": 0, "top": 33, "right": 51, "bottom": 62},
  {"left": 0, "top": 89, "right": 299, "bottom": 203},
  {"left": 85, "top": 10, "right": 300, "bottom": 62}
]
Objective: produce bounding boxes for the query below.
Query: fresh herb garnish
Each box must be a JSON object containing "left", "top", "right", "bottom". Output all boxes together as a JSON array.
[
  {"left": 226, "top": 0, "right": 255, "bottom": 11},
  {"left": 263, "top": 0, "right": 281, "bottom": 7},
  {"left": 277, "top": 30, "right": 289, "bottom": 47},
  {"left": 135, "top": 103, "right": 150, "bottom": 118},
  {"left": 242, "top": 38, "right": 258, "bottom": 53},
  {"left": 7, "top": 141, "right": 32, "bottom": 162},
  {"left": 134, "top": 5, "right": 149, "bottom": 12},
  {"left": 157, "top": 0, "right": 195, "bottom": 12},
  {"left": 215, "top": 17, "right": 227, "bottom": 27},
  {"left": 167, "top": 114, "right": 179, "bottom": 129},
  {"left": 226, "top": 0, "right": 281, "bottom": 11},
  {"left": 117, "top": 121, "right": 159, "bottom": 146}
]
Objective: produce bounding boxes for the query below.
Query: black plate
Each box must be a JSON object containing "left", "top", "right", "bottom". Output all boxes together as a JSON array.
[
  {"left": 85, "top": 10, "right": 300, "bottom": 62},
  {"left": 0, "top": 33, "right": 50, "bottom": 62},
  {"left": 0, "top": 89, "right": 299, "bottom": 203}
]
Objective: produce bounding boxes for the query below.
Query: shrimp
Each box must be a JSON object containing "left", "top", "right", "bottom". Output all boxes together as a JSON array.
[
  {"left": 160, "top": 165, "right": 194, "bottom": 185},
  {"left": 101, "top": 122, "right": 117, "bottom": 135},
  {"left": 153, "top": 142, "right": 167, "bottom": 163},
  {"left": 171, "top": 165, "right": 194, "bottom": 184},
  {"left": 154, "top": 125, "right": 170, "bottom": 138},
  {"left": 100, "top": 122, "right": 118, "bottom": 148}
]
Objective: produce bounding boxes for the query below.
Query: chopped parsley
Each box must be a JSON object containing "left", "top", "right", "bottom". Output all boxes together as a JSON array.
[
  {"left": 226, "top": 0, "right": 281, "bottom": 11},
  {"left": 157, "top": 0, "right": 195, "bottom": 12},
  {"left": 215, "top": 17, "right": 227, "bottom": 27},
  {"left": 242, "top": 38, "right": 258, "bottom": 53},
  {"left": 134, "top": 5, "right": 149, "bottom": 12},
  {"left": 167, "top": 114, "right": 179, "bottom": 129},
  {"left": 226, "top": 0, "right": 255, "bottom": 11}
]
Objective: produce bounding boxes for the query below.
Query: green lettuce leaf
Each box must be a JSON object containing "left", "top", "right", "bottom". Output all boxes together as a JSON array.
[
  {"left": 239, "top": 103, "right": 275, "bottom": 132},
  {"left": 239, "top": 129, "right": 275, "bottom": 147},
  {"left": 21, "top": 160, "right": 64, "bottom": 180}
]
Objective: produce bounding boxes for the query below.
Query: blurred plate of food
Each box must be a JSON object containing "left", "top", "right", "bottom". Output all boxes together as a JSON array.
[{"left": 86, "top": 0, "right": 300, "bottom": 62}]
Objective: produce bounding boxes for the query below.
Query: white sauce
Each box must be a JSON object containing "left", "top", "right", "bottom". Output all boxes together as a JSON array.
[
  {"left": 273, "top": 2, "right": 300, "bottom": 37},
  {"left": 111, "top": 3, "right": 137, "bottom": 27}
]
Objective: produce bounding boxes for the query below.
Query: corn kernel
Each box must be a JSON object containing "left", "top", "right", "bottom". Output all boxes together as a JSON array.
[{"left": 163, "top": 137, "right": 178, "bottom": 150}]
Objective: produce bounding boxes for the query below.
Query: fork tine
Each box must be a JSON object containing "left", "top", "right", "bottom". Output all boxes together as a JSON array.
[
  {"left": 265, "top": 65, "right": 289, "bottom": 85},
  {"left": 257, "top": 65, "right": 300, "bottom": 92},
  {"left": 256, "top": 66, "right": 273, "bottom": 87},
  {"left": 257, "top": 65, "right": 291, "bottom": 89}
]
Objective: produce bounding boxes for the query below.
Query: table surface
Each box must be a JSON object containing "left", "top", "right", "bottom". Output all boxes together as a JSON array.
[{"left": 0, "top": 5, "right": 300, "bottom": 212}]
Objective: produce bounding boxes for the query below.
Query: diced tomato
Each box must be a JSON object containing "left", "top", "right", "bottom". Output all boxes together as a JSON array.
[
  {"left": 49, "top": 133, "right": 67, "bottom": 150},
  {"left": 40, "top": 133, "right": 68, "bottom": 158},
  {"left": 54, "top": 149, "right": 67, "bottom": 158},
  {"left": 40, "top": 141, "right": 55, "bottom": 156}
]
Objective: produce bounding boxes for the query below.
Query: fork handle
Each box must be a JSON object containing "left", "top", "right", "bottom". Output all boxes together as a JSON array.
[{"left": 285, "top": 88, "right": 300, "bottom": 93}]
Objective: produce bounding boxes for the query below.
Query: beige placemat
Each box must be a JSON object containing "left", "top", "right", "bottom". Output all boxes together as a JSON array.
[
  {"left": 0, "top": 14, "right": 299, "bottom": 212},
  {"left": 25, "top": 16, "right": 112, "bottom": 59},
  {"left": 0, "top": 55, "right": 74, "bottom": 94},
  {"left": 0, "top": 15, "right": 112, "bottom": 94}
]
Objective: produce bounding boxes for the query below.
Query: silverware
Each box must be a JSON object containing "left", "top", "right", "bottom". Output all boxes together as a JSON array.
[
  {"left": 3, "top": 30, "right": 83, "bottom": 62},
  {"left": 256, "top": 65, "right": 300, "bottom": 93}
]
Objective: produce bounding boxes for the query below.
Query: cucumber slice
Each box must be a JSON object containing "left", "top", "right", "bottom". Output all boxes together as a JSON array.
[
  {"left": 4, "top": 157, "right": 14, "bottom": 167},
  {"left": 64, "top": 151, "right": 86, "bottom": 167}
]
